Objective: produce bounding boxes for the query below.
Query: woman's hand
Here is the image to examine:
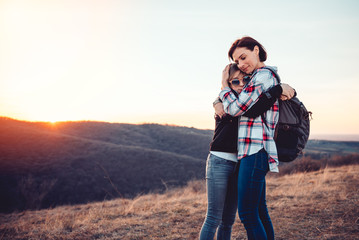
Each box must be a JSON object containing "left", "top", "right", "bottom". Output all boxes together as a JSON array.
[
  {"left": 280, "top": 83, "right": 296, "bottom": 100},
  {"left": 214, "top": 102, "right": 226, "bottom": 118},
  {"left": 221, "top": 64, "right": 231, "bottom": 89}
]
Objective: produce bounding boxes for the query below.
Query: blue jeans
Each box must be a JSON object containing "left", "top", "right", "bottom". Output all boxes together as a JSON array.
[
  {"left": 199, "top": 153, "right": 238, "bottom": 240},
  {"left": 237, "top": 149, "right": 274, "bottom": 240}
]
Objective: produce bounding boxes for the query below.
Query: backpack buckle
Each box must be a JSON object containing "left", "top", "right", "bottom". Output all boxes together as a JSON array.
[{"left": 283, "top": 125, "right": 290, "bottom": 131}]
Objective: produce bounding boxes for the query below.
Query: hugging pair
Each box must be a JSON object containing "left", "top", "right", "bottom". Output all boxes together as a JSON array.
[{"left": 200, "top": 36, "right": 295, "bottom": 240}]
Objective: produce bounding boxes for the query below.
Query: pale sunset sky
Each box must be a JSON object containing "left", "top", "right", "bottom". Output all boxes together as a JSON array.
[{"left": 1, "top": 0, "right": 359, "bottom": 138}]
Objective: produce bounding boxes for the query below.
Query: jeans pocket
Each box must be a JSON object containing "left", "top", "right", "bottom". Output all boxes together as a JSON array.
[
  {"left": 252, "top": 150, "right": 269, "bottom": 180},
  {"left": 206, "top": 154, "right": 236, "bottom": 179}
]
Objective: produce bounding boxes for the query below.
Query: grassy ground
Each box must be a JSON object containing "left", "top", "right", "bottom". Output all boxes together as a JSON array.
[{"left": 1, "top": 165, "right": 358, "bottom": 240}]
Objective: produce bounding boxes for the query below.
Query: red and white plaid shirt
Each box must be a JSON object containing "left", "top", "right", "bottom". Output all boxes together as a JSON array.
[{"left": 219, "top": 66, "right": 280, "bottom": 172}]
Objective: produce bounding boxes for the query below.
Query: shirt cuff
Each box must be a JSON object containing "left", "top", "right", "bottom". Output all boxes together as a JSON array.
[
  {"left": 213, "top": 97, "right": 222, "bottom": 107},
  {"left": 219, "top": 87, "right": 232, "bottom": 100},
  {"left": 269, "top": 163, "right": 279, "bottom": 173}
]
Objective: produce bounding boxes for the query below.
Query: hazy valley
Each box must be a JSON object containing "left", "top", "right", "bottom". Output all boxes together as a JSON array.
[{"left": 1, "top": 117, "right": 359, "bottom": 214}]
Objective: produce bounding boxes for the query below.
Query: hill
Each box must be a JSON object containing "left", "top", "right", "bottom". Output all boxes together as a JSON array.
[
  {"left": 1, "top": 117, "right": 359, "bottom": 213},
  {"left": 0, "top": 165, "right": 358, "bottom": 240},
  {"left": 0, "top": 118, "right": 212, "bottom": 213},
  {"left": 305, "top": 139, "right": 359, "bottom": 158}
]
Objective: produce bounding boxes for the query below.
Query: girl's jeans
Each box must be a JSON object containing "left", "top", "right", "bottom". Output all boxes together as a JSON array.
[
  {"left": 199, "top": 153, "right": 238, "bottom": 240},
  {"left": 237, "top": 149, "right": 274, "bottom": 240}
]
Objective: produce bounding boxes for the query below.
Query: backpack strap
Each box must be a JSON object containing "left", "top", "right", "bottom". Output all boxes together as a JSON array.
[
  {"left": 260, "top": 67, "right": 281, "bottom": 127},
  {"left": 261, "top": 66, "right": 281, "bottom": 84}
]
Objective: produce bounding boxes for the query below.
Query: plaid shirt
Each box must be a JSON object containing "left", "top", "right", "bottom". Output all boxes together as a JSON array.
[{"left": 219, "top": 66, "right": 280, "bottom": 172}]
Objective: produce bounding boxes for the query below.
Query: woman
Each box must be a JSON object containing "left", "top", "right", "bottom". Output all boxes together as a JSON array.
[
  {"left": 200, "top": 63, "right": 291, "bottom": 239},
  {"left": 218, "top": 36, "right": 295, "bottom": 240}
]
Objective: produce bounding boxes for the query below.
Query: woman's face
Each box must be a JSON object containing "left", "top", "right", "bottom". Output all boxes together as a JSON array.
[
  {"left": 232, "top": 46, "right": 261, "bottom": 74},
  {"left": 229, "top": 70, "right": 245, "bottom": 93}
]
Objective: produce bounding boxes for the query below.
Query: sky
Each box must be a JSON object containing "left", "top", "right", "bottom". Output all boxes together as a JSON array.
[{"left": 1, "top": 0, "right": 359, "bottom": 138}]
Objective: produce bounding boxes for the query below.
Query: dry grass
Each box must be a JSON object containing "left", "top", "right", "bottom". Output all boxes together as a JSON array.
[
  {"left": 266, "top": 165, "right": 359, "bottom": 239},
  {"left": 1, "top": 165, "right": 359, "bottom": 240}
]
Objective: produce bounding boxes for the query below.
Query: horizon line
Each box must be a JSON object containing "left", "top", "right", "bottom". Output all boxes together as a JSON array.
[{"left": 2, "top": 116, "right": 359, "bottom": 141}]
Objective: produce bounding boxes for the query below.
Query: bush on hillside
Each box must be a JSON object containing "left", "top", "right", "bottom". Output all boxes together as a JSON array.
[
  {"left": 278, "top": 157, "right": 322, "bottom": 176},
  {"left": 277, "top": 154, "right": 359, "bottom": 176},
  {"left": 326, "top": 154, "right": 359, "bottom": 167}
]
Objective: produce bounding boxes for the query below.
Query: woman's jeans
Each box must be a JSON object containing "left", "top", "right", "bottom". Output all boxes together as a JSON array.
[
  {"left": 199, "top": 153, "right": 238, "bottom": 240},
  {"left": 237, "top": 149, "right": 274, "bottom": 240}
]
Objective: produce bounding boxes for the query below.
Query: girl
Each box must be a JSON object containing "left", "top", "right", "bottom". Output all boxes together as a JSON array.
[{"left": 200, "top": 65, "right": 245, "bottom": 240}]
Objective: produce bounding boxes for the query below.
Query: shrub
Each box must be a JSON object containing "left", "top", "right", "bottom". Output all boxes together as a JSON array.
[
  {"left": 327, "top": 154, "right": 359, "bottom": 167},
  {"left": 277, "top": 154, "right": 359, "bottom": 176},
  {"left": 278, "top": 157, "right": 323, "bottom": 176}
]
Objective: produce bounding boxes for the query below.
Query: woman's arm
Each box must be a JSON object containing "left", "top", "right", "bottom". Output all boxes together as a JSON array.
[
  {"left": 220, "top": 68, "right": 275, "bottom": 117},
  {"left": 215, "top": 64, "right": 295, "bottom": 118},
  {"left": 242, "top": 84, "right": 282, "bottom": 118},
  {"left": 215, "top": 83, "right": 293, "bottom": 118}
]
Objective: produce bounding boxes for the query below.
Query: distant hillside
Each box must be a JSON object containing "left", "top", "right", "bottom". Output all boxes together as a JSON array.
[
  {"left": 0, "top": 118, "right": 212, "bottom": 213},
  {"left": 305, "top": 139, "right": 359, "bottom": 157},
  {"left": 310, "top": 134, "right": 359, "bottom": 141},
  {"left": 1, "top": 117, "right": 359, "bottom": 213}
]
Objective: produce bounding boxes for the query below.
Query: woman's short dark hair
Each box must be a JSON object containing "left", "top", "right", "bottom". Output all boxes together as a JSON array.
[{"left": 228, "top": 36, "right": 267, "bottom": 62}]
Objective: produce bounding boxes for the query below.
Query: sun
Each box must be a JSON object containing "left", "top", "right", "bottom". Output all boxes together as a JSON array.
[
  {"left": 41, "top": 116, "right": 64, "bottom": 125},
  {"left": 48, "top": 120, "right": 58, "bottom": 124}
]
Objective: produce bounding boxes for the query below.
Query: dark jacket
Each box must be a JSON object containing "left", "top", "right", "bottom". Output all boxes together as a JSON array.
[{"left": 209, "top": 114, "right": 238, "bottom": 153}]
